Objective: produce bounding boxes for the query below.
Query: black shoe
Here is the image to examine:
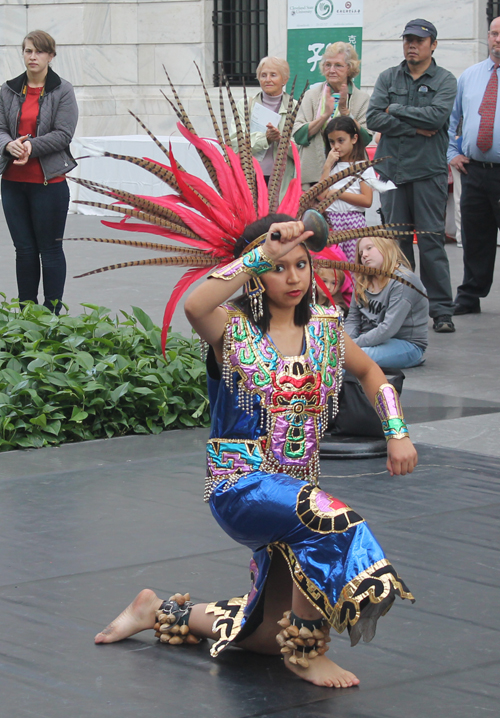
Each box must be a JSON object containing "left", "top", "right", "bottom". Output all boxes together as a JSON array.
[
  {"left": 433, "top": 315, "right": 456, "bottom": 333},
  {"left": 453, "top": 302, "right": 481, "bottom": 315}
]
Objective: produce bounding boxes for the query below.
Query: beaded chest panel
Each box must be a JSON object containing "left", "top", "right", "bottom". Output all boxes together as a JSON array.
[{"left": 206, "top": 303, "right": 344, "bottom": 494}]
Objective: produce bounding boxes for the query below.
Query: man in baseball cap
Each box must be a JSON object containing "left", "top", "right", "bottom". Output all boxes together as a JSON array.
[
  {"left": 367, "top": 20, "right": 457, "bottom": 333},
  {"left": 401, "top": 19, "right": 437, "bottom": 40}
]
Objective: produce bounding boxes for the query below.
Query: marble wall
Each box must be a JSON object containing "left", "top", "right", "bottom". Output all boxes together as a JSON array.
[
  {"left": 0, "top": 0, "right": 493, "bottom": 139},
  {"left": 0, "top": 0, "right": 217, "bottom": 137}
]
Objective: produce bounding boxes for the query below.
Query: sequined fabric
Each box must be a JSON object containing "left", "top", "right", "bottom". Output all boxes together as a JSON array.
[{"left": 204, "top": 302, "right": 414, "bottom": 655}]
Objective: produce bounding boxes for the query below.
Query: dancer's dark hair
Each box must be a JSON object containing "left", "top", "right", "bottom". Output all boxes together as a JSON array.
[{"left": 233, "top": 214, "right": 312, "bottom": 334}]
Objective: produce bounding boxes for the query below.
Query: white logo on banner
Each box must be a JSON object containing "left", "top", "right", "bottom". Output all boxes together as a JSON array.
[{"left": 307, "top": 43, "right": 326, "bottom": 72}]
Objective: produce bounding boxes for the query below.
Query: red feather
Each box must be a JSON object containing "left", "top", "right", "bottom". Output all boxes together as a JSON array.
[
  {"left": 168, "top": 151, "right": 239, "bottom": 235},
  {"left": 100, "top": 218, "right": 211, "bottom": 251},
  {"left": 314, "top": 272, "right": 337, "bottom": 309},
  {"left": 176, "top": 124, "right": 241, "bottom": 210},
  {"left": 225, "top": 145, "right": 257, "bottom": 225},
  {"left": 277, "top": 142, "right": 302, "bottom": 216},
  {"left": 253, "top": 157, "right": 269, "bottom": 217},
  {"left": 312, "top": 244, "right": 353, "bottom": 307},
  {"left": 161, "top": 266, "right": 212, "bottom": 353}
]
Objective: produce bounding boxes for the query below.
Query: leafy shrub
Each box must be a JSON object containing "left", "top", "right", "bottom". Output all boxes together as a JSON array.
[{"left": 0, "top": 296, "right": 210, "bottom": 451}]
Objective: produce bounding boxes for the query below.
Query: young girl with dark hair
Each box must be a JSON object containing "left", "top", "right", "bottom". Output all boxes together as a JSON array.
[{"left": 318, "top": 116, "right": 375, "bottom": 263}]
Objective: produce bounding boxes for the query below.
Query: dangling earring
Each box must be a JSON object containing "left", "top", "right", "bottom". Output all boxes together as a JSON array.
[
  {"left": 246, "top": 276, "right": 265, "bottom": 322},
  {"left": 311, "top": 273, "right": 317, "bottom": 305}
]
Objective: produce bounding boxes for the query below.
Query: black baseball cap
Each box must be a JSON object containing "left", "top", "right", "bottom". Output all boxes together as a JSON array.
[{"left": 402, "top": 19, "right": 437, "bottom": 39}]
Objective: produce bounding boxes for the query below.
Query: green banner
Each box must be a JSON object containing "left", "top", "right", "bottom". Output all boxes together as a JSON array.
[{"left": 286, "top": 1, "right": 364, "bottom": 95}]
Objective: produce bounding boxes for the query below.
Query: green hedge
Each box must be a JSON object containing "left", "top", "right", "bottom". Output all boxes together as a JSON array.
[{"left": 0, "top": 296, "right": 210, "bottom": 451}]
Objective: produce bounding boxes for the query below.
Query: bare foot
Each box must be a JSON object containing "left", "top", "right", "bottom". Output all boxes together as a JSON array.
[
  {"left": 284, "top": 654, "right": 360, "bottom": 688},
  {"left": 94, "top": 589, "right": 163, "bottom": 644}
]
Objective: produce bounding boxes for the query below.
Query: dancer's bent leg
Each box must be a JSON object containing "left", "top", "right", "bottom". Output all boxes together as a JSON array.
[
  {"left": 94, "top": 590, "right": 218, "bottom": 644},
  {"left": 283, "top": 584, "right": 360, "bottom": 688}
]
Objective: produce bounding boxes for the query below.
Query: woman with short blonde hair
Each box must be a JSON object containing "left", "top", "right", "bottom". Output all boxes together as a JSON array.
[
  {"left": 230, "top": 56, "right": 297, "bottom": 201},
  {"left": 293, "top": 42, "right": 371, "bottom": 188}
]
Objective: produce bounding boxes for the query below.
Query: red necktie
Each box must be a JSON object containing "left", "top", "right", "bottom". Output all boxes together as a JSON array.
[{"left": 477, "top": 64, "right": 499, "bottom": 152}]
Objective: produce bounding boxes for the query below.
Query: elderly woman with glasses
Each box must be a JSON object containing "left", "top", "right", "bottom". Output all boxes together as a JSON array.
[
  {"left": 293, "top": 42, "right": 371, "bottom": 189},
  {"left": 231, "top": 57, "right": 297, "bottom": 201}
]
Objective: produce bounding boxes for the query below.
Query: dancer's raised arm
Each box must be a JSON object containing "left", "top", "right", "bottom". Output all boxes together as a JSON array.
[{"left": 184, "top": 221, "right": 312, "bottom": 354}]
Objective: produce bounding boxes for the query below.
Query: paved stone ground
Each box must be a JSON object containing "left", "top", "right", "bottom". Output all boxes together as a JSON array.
[{"left": 1, "top": 212, "right": 499, "bottom": 718}]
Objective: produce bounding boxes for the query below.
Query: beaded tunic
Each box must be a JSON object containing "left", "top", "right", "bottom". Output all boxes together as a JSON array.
[{"left": 204, "top": 302, "right": 345, "bottom": 500}]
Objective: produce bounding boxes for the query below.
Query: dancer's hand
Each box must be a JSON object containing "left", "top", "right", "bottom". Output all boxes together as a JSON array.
[
  {"left": 386, "top": 437, "right": 418, "bottom": 476},
  {"left": 262, "top": 221, "right": 313, "bottom": 262}
]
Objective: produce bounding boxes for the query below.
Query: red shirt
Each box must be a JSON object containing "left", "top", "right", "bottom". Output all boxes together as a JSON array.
[{"left": 3, "top": 85, "right": 64, "bottom": 184}]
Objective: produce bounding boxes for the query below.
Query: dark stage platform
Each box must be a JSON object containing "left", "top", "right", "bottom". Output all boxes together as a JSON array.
[{"left": 1, "top": 428, "right": 498, "bottom": 718}]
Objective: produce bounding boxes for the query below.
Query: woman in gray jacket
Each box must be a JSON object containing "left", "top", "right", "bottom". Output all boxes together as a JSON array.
[{"left": 0, "top": 30, "right": 78, "bottom": 314}]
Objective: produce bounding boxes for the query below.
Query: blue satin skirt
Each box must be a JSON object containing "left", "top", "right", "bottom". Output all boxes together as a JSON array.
[{"left": 207, "top": 471, "right": 414, "bottom": 656}]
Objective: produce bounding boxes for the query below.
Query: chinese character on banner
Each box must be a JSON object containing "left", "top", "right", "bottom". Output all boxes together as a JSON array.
[
  {"left": 348, "top": 35, "right": 357, "bottom": 48},
  {"left": 307, "top": 43, "right": 326, "bottom": 72}
]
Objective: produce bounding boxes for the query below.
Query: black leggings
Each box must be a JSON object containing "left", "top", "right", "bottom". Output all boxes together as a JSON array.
[{"left": 1, "top": 178, "right": 69, "bottom": 313}]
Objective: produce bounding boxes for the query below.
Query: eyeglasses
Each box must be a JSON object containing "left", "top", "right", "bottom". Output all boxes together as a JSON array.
[
  {"left": 323, "top": 62, "right": 347, "bottom": 70},
  {"left": 489, "top": 31, "right": 500, "bottom": 39}
]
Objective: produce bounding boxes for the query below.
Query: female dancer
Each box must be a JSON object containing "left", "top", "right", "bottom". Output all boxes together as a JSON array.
[
  {"left": 94, "top": 217, "right": 417, "bottom": 689},
  {"left": 345, "top": 235, "right": 428, "bottom": 369},
  {"left": 0, "top": 30, "right": 78, "bottom": 313}
]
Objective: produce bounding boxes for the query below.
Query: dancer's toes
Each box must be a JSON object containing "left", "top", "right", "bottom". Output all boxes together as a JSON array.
[
  {"left": 284, "top": 654, "right": 359, "bottom": 688},
  {"left": 95, "top": 589, "right": 162, "bottom": 644}
]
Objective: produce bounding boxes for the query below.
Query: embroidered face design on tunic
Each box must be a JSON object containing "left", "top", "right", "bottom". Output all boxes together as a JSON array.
[
  {"left": 270, "top": 361, "right": 321, "bottom": 460},
  {"left": 219, "top": 304, "right": 345, "bottom": 483}
]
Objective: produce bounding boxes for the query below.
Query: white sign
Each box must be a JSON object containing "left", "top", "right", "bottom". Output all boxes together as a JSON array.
[{"left": 288, "top": 0, "right": 363, "bottom": 30}]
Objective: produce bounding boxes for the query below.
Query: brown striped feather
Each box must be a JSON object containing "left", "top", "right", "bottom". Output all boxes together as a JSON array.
[
  {"left": 326, "top": 227, "right": 416, "bottom": 245},
  {"left": 219, "top": 80, "right": 231, "bottom": 146},
  {"left": 267, "top": 86, "right": 297, "bottom": 212},
  {"left": 162, "top": 66, "right": 197, "bottom": 134},
  {"left": 298, "top": 158, "right": 384, "bottom": 211},
  {"left": 222, "top": 68, "right": 254, "bottom": 198},
  {"left": 73, "top": 201, "right": 202, "bottom": 239},
  {"left": 65, "top": 237, "right": 207, "bottom": 254},
  {"left": 74, "top": 255, "right": 218, "bottom": 279},
  {"left": 128, "top": 111, "right": 171, "bottom": 161},
  {"left": 162, "top": 67, "right": 222, "bottom": 192},
  {"left": 194, "top": 61, "right": 229, "bottom": 162},
  {"left": 68, "top": 177, "right": 190, "bottom": 228},
  {"left": 313, "top": 259, "right": 427, "bottom": 298},
  {"left": 267, "top": 77, "right": 308, "bottom": 211},
  {"left": 97, "top": 150, "right": 181, "bottom": 191},
  {"left": 311, "top": 176, "right": 359, "bottom": 215},
  {"left": 242, "top": 79, "right": 258, "bottom": 211}
]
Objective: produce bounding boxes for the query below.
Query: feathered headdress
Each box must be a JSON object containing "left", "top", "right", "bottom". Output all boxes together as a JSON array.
[{"left": 69, "top": 65, "right": 424, "bottom": 350}]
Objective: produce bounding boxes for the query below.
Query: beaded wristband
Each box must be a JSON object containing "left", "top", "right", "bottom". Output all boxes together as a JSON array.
[
  {"left": 210, "top": 246, "right": 276, "bottom": 281},
  {"left": 374, "top": 383, "right": 410, "bottom": 441}
]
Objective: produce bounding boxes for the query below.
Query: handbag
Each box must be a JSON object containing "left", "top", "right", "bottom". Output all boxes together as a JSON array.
[{"left": 328, "top": 369, "right": 405, "bottom": 438}]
